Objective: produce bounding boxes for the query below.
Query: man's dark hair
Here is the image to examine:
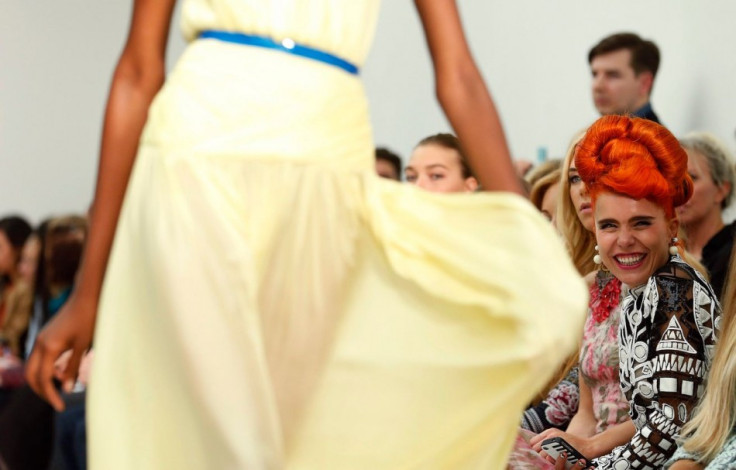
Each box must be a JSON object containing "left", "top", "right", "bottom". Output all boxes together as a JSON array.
[
  {"left": 588, "top": 32, "right": 660, "bottom": 78},
  {"left": 375, "top": 147, "right": 402, "bottom": 179}
]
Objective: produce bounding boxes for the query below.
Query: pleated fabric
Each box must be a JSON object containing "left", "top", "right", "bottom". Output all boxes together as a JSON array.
[{"left": 87, "top": 2, "right": 588, "bottom": 469}]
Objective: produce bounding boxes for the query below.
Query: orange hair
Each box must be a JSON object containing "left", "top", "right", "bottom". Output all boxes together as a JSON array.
[{"left": 574, "top": 116, "right": 693, "bottom": 219}]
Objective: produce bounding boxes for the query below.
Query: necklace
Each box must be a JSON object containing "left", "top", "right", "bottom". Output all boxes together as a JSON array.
[{"left": 590, "top": 269, "right": 621, "bottom": 323}]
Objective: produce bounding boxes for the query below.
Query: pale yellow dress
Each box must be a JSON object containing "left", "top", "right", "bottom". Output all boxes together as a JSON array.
[{"left": 87, "top": 0, "right": 588, "bottom": 468}]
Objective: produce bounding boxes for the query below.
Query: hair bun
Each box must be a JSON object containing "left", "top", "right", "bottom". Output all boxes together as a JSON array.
[{"left": 575, "top": 115, "right": 692, "bottom": 217}]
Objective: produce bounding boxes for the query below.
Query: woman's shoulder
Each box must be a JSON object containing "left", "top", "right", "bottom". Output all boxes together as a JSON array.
[
  {"left": 653, "top": 256, "right": 699, "bottom": 281},
  {"left": 651, "top": 256, "right": 715, "bottom": 297}
]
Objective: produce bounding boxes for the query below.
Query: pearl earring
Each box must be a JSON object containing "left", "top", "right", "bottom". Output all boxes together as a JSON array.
[
  {"left": 593, "top": 245, "right": 602, "bottom": 265},
  {"left": 669, "top": 237, "right": 679, "bottom": 256}
]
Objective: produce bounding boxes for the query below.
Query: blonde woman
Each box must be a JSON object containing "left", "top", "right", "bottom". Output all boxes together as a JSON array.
[
  {"left": 529, "top": 166, "right": 562, "bottom": 226},
  {"left": 507, "top": 133, "right": 631, "bottom": 469},
  {"left": 557, "top": 131, "right": 596, "bottom": 276},
  {"left": 667, "top": 251, "right": 736, "bottom": 469}
]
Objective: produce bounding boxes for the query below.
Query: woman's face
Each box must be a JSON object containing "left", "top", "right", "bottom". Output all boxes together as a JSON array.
[
  {"left": 568, "top": 163, "right": 594, "bottom": 232},
  {"left": 595, "top": 192, "right": 678, "bottom": 287},
  {"left": 541, "top": 181, "right": 560, "bottom": 227},
  {"left": 0, "top": 231, "right": 18, "bottom": 276},
  {"left": 405, "top": 144, "right": 478, "bottom": 193},
  {"left": 676, "top": 148, "right": 729, "bottom": 228},
  {"left": 18, "top": 236, "right": 40, "bottom": 284}
]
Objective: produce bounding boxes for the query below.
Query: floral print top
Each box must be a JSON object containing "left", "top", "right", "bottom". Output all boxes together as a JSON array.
[
  {"left": 579, "top": 270, "right": 630, "bottom": 434},
  {"left": 521, "top": 366, "right": 580, "bottom": 433}
]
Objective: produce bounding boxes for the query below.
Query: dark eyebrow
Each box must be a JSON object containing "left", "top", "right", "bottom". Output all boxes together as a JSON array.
[
  {"left": 630, "top": 216, "right": 655, "bottom": 223},
  {"left": 597, "top": 218, "right": 617, "bottom": 226},
  {"left": 426, "top": 164, "right": 448, "bottom": 170},
  {"left": 568, "top": 167, "right": 578, "bottom": 174}
]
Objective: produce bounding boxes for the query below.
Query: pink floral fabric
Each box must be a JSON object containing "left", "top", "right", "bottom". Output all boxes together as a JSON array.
[
  {"left": 579, "top": 275, "right": 629, "bottom": 434},
  {"left": 507, "top": 271, "right": 628, "bottom": 469}
]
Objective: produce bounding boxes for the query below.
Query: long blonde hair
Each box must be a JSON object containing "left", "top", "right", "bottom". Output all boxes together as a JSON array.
[
  {"left": 678, "top": 248, "right": 736, "bottom": 462},
  {"left": 556, "top": 130, "right": 595, "bottom": 276},
  {"left": 533, "top": 132, "right": 589, "bottom": 404}
]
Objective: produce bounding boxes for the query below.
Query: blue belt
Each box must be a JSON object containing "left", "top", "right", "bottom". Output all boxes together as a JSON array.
[{"left": 199, "top": 30, "right": 359, "bottom": 75}]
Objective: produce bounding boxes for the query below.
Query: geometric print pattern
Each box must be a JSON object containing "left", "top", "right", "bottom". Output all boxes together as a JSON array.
[{"left": 593, "top": 255, "right": 721, "bottom": 469}]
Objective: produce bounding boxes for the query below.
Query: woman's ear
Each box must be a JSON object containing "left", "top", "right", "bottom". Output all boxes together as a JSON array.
[
  {"left": 715, "top": 181, "right": 732, "bottom": 206},
  {"left": 464, "top": 177, "right": 479, "bottom": 192},
  {"left": 669, "top": 217, "right": 680, "bottom": 239}
]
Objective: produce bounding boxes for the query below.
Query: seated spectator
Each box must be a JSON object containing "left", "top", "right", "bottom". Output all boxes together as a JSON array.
[
  {"left": 532, "top": 116, "right": 721, "bottom": 468},
  {"left": 0, "top": 216, "right": 33, "bottom": 360},
  {"left": 374, "top": 147, "right": 402, "bottom": 181},
  {"left": 405, "top": 133, "right": 478, "bottom": 192},
  {"left": 526, "top": 159, "right": 562, "bottom": 188},
  {"left": 677, "top": 132, "right": 736, "bottom": 300},
  {"left": 25, "top": 216, "right": 88, "bottom": 356},
  {"left": 0, "top": 215, "right": 87, "bottom": 470},
  {"left": 509, "top": 132, "right": 629, "bottom": 469},
  {"left": 530, "top": 166, "right": 562, "bottom": 226}
]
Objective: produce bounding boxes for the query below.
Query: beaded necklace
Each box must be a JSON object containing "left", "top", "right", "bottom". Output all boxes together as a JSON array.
[{"left": 590, "top": 269, "right": 621, "bottom": 323}]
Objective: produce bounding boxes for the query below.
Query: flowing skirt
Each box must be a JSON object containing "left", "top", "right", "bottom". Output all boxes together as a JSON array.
[{"left": 87, "top": 39, "right": 588, "bottom": 469}]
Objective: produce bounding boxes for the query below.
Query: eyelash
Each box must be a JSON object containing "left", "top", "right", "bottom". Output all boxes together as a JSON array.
[
  {"left": 569, "top": 175, "right": 581, "bottom": 184},
  {"left": 598, "top": 221, "right": 651, "bottom": 230}
]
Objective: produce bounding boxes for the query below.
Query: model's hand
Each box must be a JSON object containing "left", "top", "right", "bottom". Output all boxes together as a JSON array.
[{"left": 26, "top": 293, "right": 96, "bottom": 411}]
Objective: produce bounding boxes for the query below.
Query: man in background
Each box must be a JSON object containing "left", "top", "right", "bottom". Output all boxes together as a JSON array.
[{"left": 589, "top": 32, "right": 661, "bottom": 123}]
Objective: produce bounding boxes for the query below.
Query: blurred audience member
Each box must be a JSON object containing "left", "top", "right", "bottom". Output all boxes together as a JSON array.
[
  {"left": 25, "top": 216, "right": 88, "bottom": 357},
  {"left": 514, "top": 159, "right": 534, "bottom": 180},
  {"left": 0, "top": 216, "right": 33, "bottom": 359},
  {"left": 0, "top": 215, "right": 87, "bottom": 470},
  {"left": 589, "top": 32, "right": 660, "bottom": 123},
  {"left": 375, "top": 147, "right": 402, "bottom": 181},
  {"left": 405, "top": 133, "right": 478, "bottom": 193},
  {"left": 530, "top": 167, "right": 562, "bottom": 226},
  {"left": 526, "top": 159, "right": 562, "bottom": 188},
  {"left": 677, "top": 132, "right": 736, "bottom": 299},
  {"left": 17, "top": 234, "right": 40, "bottom": 288}
]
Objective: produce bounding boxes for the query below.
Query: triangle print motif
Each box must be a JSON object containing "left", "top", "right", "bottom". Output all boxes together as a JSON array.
[{"left": 656, "top": 316, "right": 697, "bottom": 354}]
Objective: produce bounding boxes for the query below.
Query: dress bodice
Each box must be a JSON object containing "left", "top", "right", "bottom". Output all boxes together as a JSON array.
[{"left": 180, "top": 0, "right": 380, "bottom": 66}]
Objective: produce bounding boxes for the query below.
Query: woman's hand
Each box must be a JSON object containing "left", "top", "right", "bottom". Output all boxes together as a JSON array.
[
  {"left": 26, "top": 293, "right": 97, "bottom": 411},
  {"left": 668, "top": 460, "right": 705, "bottom": 470},
  {"left": 554, "top": 455, "right": 590, "bottom": 470},
  {"left": 531, "top": 428, "right": 592, "bottom": 462}
]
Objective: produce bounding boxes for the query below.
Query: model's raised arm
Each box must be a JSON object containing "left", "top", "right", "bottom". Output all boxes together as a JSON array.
[
  {"left": 25, "top": 0, "right": 178, "bottom": 411},
  {"left": 414, "top": 0, "right": 522, "bottom": 195}
]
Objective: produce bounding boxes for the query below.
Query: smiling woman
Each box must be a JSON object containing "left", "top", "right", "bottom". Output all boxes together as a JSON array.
[{"left": 573, "top": 115, "right": 722, "bottom": 469}]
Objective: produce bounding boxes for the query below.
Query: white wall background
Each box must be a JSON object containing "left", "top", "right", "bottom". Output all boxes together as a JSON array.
[{"left": 2, "top": 1, "right": 735, "bottom": 223}]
